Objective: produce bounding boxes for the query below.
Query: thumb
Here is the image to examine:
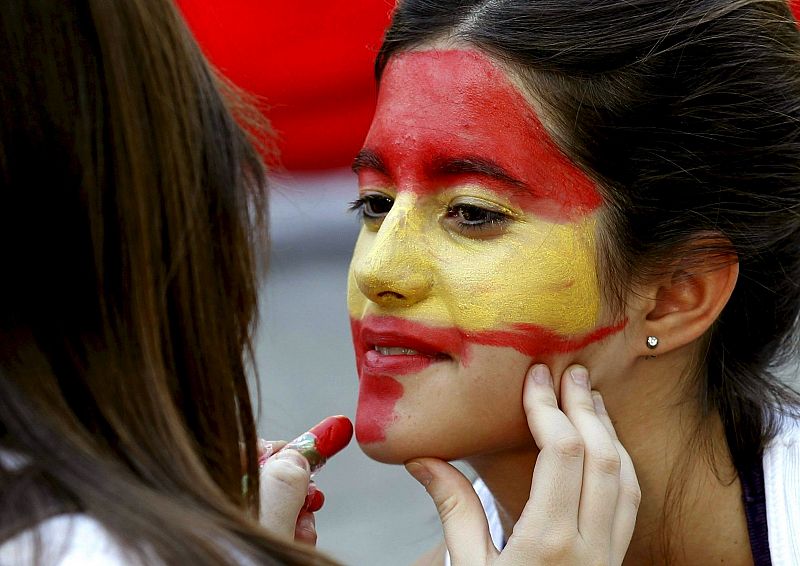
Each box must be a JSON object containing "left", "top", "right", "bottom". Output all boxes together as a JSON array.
[
  {"left": 260, "top": 449, "right": 311, "bottom": 540},
  {"left": 405, "top": 458, "right": 498, "bottom": 565}
]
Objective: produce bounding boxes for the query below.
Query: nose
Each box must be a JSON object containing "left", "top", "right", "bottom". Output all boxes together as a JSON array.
[{"left": 352, "top": 200, "right": 434, "bottom": 309}]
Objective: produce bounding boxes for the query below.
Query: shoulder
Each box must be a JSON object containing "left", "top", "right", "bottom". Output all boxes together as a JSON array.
[
  {"left": 763, "top": 408, "right": 800, "bottom": 565},
  {"left": 0, "top": 514, "right": 145, "bottom": 565}
]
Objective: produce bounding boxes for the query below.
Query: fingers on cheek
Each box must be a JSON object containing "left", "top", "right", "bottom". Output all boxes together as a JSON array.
[
  {"left": 523, "top": 364, "right": 557, "bottom": 412},
  {"left": 560, "top": 365, "right": 593, "bottom": 408},
  {"left": 294, "top": 510, "right": 317, "bottom": 546}
]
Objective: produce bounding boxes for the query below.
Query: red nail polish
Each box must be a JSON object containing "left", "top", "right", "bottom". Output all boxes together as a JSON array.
[
  {"left": 285, "top": 415, "right": 353, "bottom": 474},
  {"left": 303, "top": 489, "right": 325, "bottom": 512}
]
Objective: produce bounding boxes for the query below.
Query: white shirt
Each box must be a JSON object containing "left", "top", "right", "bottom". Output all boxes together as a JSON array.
[
  {"left": 764, "top": 411, "right": 800, "bottom": 565},
  {"left": 0, "top": 515, "right": 140, "bottom": 566}
]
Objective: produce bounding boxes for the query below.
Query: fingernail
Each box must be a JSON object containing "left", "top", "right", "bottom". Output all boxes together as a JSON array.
[
  {"left": 530, "top": 364, "right": 551, "bottom": 385},
  {"left": 570, "top": 366, "right": 590, "bottom": 388},
  {"left": 257, "top": 440, "right": 274, "bottom": 468},
  {"left": 272, "top": 449, "right": 310, "bottom": 473},
  {"left": 592, "top": 392, "right": 607, "bottom": 414},
  {"left": 406, "top": 462, "right": 433, "bottom": 488},
  {"left": 303, "top": 489, "right": 325, "bottom": 512},
  {"left": 258, "top": 439, "right": 274, "bottom": 456}
]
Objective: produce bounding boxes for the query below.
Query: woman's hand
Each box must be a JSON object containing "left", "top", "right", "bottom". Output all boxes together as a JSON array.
[
  {"left": 258, "top": 440, "right": 323, "bottom": 546},
  {"left": 405, "top": 364, "right": 640, "bottom": 565}
]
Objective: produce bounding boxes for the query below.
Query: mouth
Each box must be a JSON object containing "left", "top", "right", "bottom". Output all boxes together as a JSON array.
[
  {"left": 364, "top": 339, "right": 453, "bottom": 375},
  {"left": 373, "top": 346, "right": 436, "bottom": 356},
  {"left": 354, "top": 317, "right": 461, "bottom": 376}
]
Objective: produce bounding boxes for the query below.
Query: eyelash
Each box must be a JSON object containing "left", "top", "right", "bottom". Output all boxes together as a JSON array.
[{"left": 349, "top": 195, "right": 511, "bottom": 235}]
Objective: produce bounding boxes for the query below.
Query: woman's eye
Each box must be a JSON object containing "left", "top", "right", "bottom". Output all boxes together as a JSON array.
[
  {"left": 349, "top": 194, "right": 394, "bottom": 223},
  {"left": 445, "top": 204, "right": 510, "bottom": 236}
]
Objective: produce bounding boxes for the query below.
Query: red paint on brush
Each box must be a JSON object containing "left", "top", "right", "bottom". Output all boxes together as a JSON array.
[
  {"left": 355, "top": 372, "right": 404, "bottom": 444},
  {"left": 359, "top": 50, "right": 602, "bottom": 223},
  {"left": 307, "top": 415, "right": 353, "bottom": 459}
]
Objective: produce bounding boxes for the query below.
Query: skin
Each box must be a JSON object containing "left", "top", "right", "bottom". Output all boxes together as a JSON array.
[
  {"left": 349, "top": 49, "right": 624, "bottom": 459},
  {"left": 349, "top": 47, "right": 751, "bottom": 564}
]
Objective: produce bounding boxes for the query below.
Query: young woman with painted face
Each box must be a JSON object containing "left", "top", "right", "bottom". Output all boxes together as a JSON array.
[
  {"left": 0, "top": 1, "right": 626, "bottom": 565},
  {"left": 349, "top": 0, "right": 800, "bottom": 564}
]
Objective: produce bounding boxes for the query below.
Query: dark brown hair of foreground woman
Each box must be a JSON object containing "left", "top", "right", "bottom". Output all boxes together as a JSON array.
[{"left": 0, "top": 0, "right": 330, "bottom": 563}]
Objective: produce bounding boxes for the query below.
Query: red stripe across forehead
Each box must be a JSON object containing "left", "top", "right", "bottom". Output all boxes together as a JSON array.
[{"left": 363, "top": 49, "right": 601, "bottom": 222}]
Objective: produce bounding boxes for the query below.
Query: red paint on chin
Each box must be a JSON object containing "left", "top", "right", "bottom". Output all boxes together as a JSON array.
[
  {"left": 351, "top": 318, "right": 410, "bottom": 444},
  {"left": 356, "top": 373, "right": 404, "bottom": 444},
  {"left": 308, "top": 415, "right": 354, "bottom": 458},
  {"left": 362, "top": 50, "right": 602, "bottom": 222}
]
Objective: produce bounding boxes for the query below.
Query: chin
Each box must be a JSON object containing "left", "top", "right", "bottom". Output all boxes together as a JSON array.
[
  {"left": 354, "top": 418, "right": 414, "bottom": 463},
  {"left": 356, "top": 437, "right": 408, "bottom": 464},
  {"left": 355, "top": 419, "right": 473, "bottom": 464}
]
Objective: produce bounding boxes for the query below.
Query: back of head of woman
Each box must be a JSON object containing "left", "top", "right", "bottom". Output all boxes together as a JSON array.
[{"left": 0, "top": 1, "right": 326, "bottom": 563}]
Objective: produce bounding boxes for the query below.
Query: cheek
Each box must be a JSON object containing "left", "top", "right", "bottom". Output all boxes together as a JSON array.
[
  {"left": 442, "top": 218, "right": 602, "bottom": 334},
  {"left": 364, "top": 346, "right": 536, "bottom": 463}
]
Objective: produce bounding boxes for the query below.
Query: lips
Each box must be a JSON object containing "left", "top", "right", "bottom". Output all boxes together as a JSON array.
[{"left": 352, "top": 316, "right": 464, "bottom": 377}]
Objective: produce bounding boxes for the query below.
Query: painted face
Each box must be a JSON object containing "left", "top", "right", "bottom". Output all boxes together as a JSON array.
[{"left": 348, "top": 49, "right": 623, "bottom": 462}]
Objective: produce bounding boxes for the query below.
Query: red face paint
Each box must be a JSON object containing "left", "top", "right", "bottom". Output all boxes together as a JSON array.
[
  {"left": 285, "top": 415, "right": 353, "bottom": 473},
  {"left": 350, "top": 316, "right": 625, "bottom": 444},
  {"left": 360, "top": 50, "right": 601, "bottom": 222},
  {"left": 352, "top": 316, "right": 625, "bottom": 368},
  {"left": 352, "top": 319, "right": 405, "bottom": 444}
]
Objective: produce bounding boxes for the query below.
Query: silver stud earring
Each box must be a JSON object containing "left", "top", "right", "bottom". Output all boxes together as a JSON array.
[{"left": 646, "top": 336, "right": 659, "bottom": 350}]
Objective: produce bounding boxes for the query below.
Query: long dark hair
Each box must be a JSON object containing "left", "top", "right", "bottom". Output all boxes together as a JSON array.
[
  {"left": 0, "top": 1, "right": 329, "bottom": 563},
  {"left": 377, "top": 0, "right": 800, "bottom": 552}
]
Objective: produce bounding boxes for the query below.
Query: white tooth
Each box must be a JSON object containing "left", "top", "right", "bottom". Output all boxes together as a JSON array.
[{"left": 375, "top": 347, "right": 420, "bottom": 356}]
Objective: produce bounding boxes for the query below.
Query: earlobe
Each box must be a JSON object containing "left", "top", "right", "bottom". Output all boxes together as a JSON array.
[{"left": 640, "top": 260, "right": 739, "bottom": 357}]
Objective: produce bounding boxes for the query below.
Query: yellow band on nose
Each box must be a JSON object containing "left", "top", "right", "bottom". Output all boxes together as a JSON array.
[{"left": 348, "top": 199, "right": 601, "bottom": 336}]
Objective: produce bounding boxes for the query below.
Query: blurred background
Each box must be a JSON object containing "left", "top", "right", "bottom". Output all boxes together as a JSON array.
[
  {"left": 176, "top": 1, "right": 800, "bottom": 564},
  {"left": 176, "top": 2, "right": 440, "bottom": 564}
]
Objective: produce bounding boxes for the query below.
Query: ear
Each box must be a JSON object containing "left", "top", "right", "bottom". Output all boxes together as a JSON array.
[{"left": 638, "top": 259, "right": 739, "bottom": 357}]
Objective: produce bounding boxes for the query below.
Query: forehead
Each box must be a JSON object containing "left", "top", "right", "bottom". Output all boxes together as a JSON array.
[
  {"left": 371, "top": 49, "right": 538, "bottom": 154},
  {"left": 365, "top": 49, "right": 601, "bottom": 219}
]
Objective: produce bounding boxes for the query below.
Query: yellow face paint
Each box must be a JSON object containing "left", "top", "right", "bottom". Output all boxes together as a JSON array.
[
  {"left": 348, "top": 191, "right": 602, "bottom": 335},
  {"left": 347, "top": 49, "right": 624, "bottom": 350}
]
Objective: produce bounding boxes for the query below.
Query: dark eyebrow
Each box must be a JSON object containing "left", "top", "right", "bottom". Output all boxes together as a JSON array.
[
  {"left": 352, "top": 149, "right": 387, "bottom": 175},
  {"left": 431, "top": 156, "right": 527, "bottom": 189}
]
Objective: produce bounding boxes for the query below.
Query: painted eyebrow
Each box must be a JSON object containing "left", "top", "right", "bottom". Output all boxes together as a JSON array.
[
  {"left": 431, "top": 156, "right": 527, "bottom": 189},
  {"left": 352, "top": 149, "right": 387, "bottom": 175}
]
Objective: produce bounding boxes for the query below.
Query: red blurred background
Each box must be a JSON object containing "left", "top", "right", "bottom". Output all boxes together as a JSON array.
[
  {"left": 177, "top": 0, "right": 800, "bottom": 172},
  {"left": 176, "top": 1, "right": 395, "bottom": 171}
]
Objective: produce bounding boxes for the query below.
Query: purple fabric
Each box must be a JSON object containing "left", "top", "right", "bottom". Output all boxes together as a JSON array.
[{"left": 740, "top": 457, "right": 772, "bottom": 566}]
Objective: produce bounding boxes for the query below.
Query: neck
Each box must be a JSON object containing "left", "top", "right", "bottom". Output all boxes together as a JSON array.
[{"left": 466, "top": 355, "right": 753, "bottom": 565}]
